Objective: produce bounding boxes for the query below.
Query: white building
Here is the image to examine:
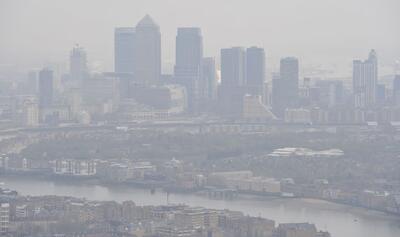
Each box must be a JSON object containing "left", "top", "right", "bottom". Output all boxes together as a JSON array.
[
  {"left": 0, "top": 203, "right": 10, "bottom": 234},
  {"left": 23, "top": 102, "right": 39, "bottom": 127},
  {"left": 284, "top": 108, "right": 311, "bottom": 124},
  {"left": 54, "top": 159, "right": 96, "bottom": 176}
]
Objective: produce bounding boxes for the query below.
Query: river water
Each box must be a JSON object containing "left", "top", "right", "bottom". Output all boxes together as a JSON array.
[{"left": 1, "top": 176, "right": 399, "bottom": 237}]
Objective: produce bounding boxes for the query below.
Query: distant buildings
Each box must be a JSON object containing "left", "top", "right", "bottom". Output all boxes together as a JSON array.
[
  {"left": 201, "top": 57, "right": 217, "bottom": 101},
  {"left": 134, "top": 15, "right": 161, "bottom": 85},
  {"left": 38, "top": 68, "right": 54, "bottom": 109},
  {"left": 393, "top": 75, "right": 400, "bottom": 106},
  {"left": 21, "top": 98, "right": 39, "bottom": 127},
  {"left": 208, "top": 171, "right": 281, "bottom": 194},
  {"left": 246, "top": 46, "right": 266, "bottom": 96},
  {"left": 219, "top": 47, "right": 247, "bottom": 117},
  {"left": 353, "top": 49, "right": 378, "bottom": 108},
  {"left": 314, "top": 80, "right": 344, "bottom": 108},
  {"left": 69, "top": 45, "right": 88, "bottom": 82},
  {"left": 53, "top": 159, "right": 96, "bottom": 176},
  {"left": 272, "top": 57, "right": 299, "bottom": 118},
  {"left": 174, "top": 27, "right": 203, "bottom": 113},
  {"left": 3, "top": 15, "right": 398, "bottom": 128},
  {"left": 285, "top": 108, "right": 312, "bottom": 124},
  {"left": 220, "top": 47, "right": 247, "bottom": 88},
  {"left": 114, "top": 27, "right": 136, "bottom": 74},
  {"left": 242, "top": 95, "right": 276, "bottom": 121},
  {"left": 130, "top": 84, "right": 186, "bottom": 114},
  {"left": 276, "top": 223, "right": 331, "bottom": 237},
  {"left": 0, "top": 192, "right": 333, "bottom": 237},
  {"left": 0, "top": 203, "right": 9, "bottom": 234},
  {"left": 114, "top": 15, "right": 161, "bottom": 86}
]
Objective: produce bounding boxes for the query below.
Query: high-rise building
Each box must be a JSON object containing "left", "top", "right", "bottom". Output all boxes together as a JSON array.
[
  {"left": 221, "top": 47, "right": 246, "bottom": 87},
  {"left": 174, "top": 27, "right": 203, "bottom": 113},
  {"left": 280, "top": 57, "right": 299, "bottom": 97},
  {"left": 22, "top": 98, "right": 39, "bottom": 127},
  {"left": 393, "top": 75, "right": 400, "bottom": 106},
  {"left": 27, "top": 71, "right": 38, "bottom": 95},
  {"left": 70, "top": 45, "right": 88, "bottom": 81},
  {"left": 134, "top": 15, "right": 161, "bottom": 85},
  {"left": 376, "top": 84, "right": 386, "bottom": 106},
  {"left": 114, "top": 27, "right": 136, "bottom": 73},
  {"left": 246, "top": 47, "right": 265, "bottom": 96},
  {"left": 201, "top": 57, "right": 217, "bottom": 101},
  {"left": 0, "top": 203, "right": 10, "bottom": 234},
  {"left": 272, "top": 57, "right": 299, "bottom": 118},
  {"left": 314, "top": 80, "right": 344, "bottom": 108},
  {"left": 38, "top": 68, "right": 54, "bottom": 109},
  {"left": 219, "top": 47, "right": 247, "bottom": 117},
  {"left": 353, "top": 49, "right": 378, "bottom": 108}
]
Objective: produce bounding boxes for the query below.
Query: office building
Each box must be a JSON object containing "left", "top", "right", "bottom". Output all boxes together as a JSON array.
[
  {"left": 221, "top": 47, "right": 246, "bottom": 87},
  {"left": 27, "top": 70, "right": 38, "bottom": 95},
  {"left": 314, "top": 80, "right": 344, "bottom": 108},
  {"left": 272, "top": 57, "right": 299, "bottom": 118},
  {"left": 174, "top": 27, "right": 203, "bottom": 113},
  {"left": 201, "top": 57, "right": 217, "bottom": 101},
  {"left": 393, "top": 75, "right": 400, "bottom": 106},
  {"left": 114, "top": 27, "right": 136, "bottom": 73},
  {"left": 246, "top": 47, "right": 265, "bottom": 96},
  {"left": 353, "top": 49, "right": 378, "bottom": 108},
  {"left": 219, "top": 47, "right": 247, "bottom": 117},
  {"left": 134, "top": 15, "right": 161, "bottom": 85},
  {"left": 69, "top": 45, "right": 88, "bottom": 81},
  {"left": 376, "top": 84, "right": 386, "bottom": 106},
  {"left": 38, "top": 68, "right": 54, "bottom": 109},
  {"left": 22, "top": 98, "right": 39, "bottom": 127}
]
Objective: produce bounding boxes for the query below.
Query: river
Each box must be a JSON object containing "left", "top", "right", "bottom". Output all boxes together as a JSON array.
[{"left": 1, "top": 176, "right": 399, "bottom": 237}]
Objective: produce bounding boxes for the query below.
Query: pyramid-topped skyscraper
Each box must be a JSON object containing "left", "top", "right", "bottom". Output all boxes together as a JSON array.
[
  {"left": 134, "top": 15, "right": 161, "bottom": 85},
  {"left": 136, "top": 14, "right": 159, "bottom": 29}
]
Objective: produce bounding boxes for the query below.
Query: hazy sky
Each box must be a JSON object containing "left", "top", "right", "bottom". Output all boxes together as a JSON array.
[{"left": 1, "top": 0, "right": 399, "bottom": 76}]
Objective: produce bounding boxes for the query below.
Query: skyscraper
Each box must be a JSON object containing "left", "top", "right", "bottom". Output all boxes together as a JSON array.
[
  {"left": 246, "top": 47, "right": 265, "bottom": 96},
  {"left": 38, "top": 68, "right": 54, "bottom": 109},
  {"left": 114, "top": 27, "right": 135, "bottom": 73},
  {"left": 201, "top": 57, "right": 217, "bottom": 101},
  {"left": 220, "top": 47, "right": 246, "bottom": 87},
  {"left": 134, "top": 15, "right": 161, "bottom": 85},
  {"left": 280, "top": 57, "right": 299, "bottom": 95},
  {"left": 353, "top": 49, "right": 378, "bottom": 108},
  {"left": 219, "top": 47, "right": 247, "bottom": 117},
  {"left": 27, "top": 71, "right": 38, "bottom": 95},
  {"left": 174, "top": 27, "right": 203, "bottom": 113},
  {"left": 272, "top": 57, "right": 299, "bottom": 118},
  {"left": 70, "top": 45, "right": 88, "bottom": 81},
  {"left": 393, "top": 75, "right": 400, "bottom": 106}
]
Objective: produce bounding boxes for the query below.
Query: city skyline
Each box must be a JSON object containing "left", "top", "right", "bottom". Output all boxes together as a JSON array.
[
  {"left": 0, "top": 2, "right": 400, "bottom": 237},
  {"left": 1, "top": 0, "right": 399, "bottom": 76}
]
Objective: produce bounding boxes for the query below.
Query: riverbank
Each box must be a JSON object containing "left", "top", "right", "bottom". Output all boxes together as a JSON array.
[
  {"left": 1, "top": 172, "right": 399, "bottom": 219},
  {"left": 1, "top": 175, "right": 400, "bottom": 237},
  {"left": 1, "top": 172, "right": 400, "bottom": 220}
]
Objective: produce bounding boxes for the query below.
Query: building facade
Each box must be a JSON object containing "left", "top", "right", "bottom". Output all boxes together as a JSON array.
[
  {"left": 353, "top": 50, "right": 378, "bottom": 108},
  {"left": 134, "top": 15, "right": 161, "bottom": 85},
  {"left": 174, "top": 27, "right": 203, "bottom": 113},
  {"left": 114, "top": 27, "right": 136, "bottom": 74}
]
